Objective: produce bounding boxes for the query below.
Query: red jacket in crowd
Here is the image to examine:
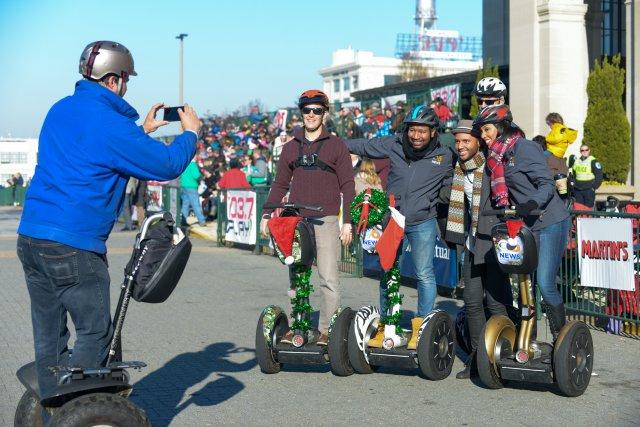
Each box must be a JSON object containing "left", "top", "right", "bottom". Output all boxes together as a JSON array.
[{"left": 218, "top": 168, "right": 251, "bottom": 189}]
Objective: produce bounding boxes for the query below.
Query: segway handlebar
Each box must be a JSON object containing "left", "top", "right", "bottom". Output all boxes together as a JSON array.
[
  {"left": 263, "top": 202, "right": 323, "bottom": 212},
  {"left": 481, "top": 208, "right": 544, "bottom": 217}
]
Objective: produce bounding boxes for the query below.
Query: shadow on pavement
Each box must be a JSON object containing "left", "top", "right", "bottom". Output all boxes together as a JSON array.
[{"left": 131, "top": 342, "right": 256, "bottom": 426}]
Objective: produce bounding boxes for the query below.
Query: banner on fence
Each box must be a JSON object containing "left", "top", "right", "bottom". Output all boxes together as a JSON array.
[
  {"left": 381, "top": 94, "right": 407, "bottom": 109},
  {"left": 272, "top": 109, "right": 288, "bottom": 131},
  {"left": 577, "top": 218, "right": 635, "bottom": 291},
  {"left": 225, "top": 190, "right": 257, "bottom": 244},
  {"left": 430, "top": 83, "right": 460, "bottom": 115}
]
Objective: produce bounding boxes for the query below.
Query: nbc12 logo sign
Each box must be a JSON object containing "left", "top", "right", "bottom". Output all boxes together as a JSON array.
[{"left": 577, "top": 218, "right": 635, "bottom": 291}]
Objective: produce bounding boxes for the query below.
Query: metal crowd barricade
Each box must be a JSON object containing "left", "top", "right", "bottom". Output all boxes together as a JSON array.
[
  {"left": 557, "top": 208, "right": 640, "bottom": 337},
  {"left": 0, "top": 186, "right": 26, "bottom": 206},
  {"left": 215, "top": 186, "right": 363, "bottom": 277}
]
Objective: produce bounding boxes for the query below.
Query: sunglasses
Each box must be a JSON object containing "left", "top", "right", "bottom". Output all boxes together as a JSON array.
[
  {"left": 477, "top": 98, "right": 499, "bottom": 106},
  {"left": 301, "top": 107, "right": 324, "bottom": 115},
  {"left": 580, "top": 149, "right": 590, "bottom": 152}
]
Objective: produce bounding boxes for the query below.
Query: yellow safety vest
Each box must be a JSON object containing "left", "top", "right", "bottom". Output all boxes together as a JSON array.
[{"left": 572, "top": 156, "right": 596, "bottom": 181}]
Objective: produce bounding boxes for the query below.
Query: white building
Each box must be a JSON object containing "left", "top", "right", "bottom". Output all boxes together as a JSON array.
[
  {"left": 0, "top": 138, "right": 38, "bottom": 186},
  {"left": 319, "top": 47, "right": 482, "bottom": 105},
  {"left": 319, "top": 48, "right": 402, "bottom": 104}
]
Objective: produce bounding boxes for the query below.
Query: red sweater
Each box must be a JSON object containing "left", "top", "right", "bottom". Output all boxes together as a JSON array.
[
  {"left": 218, "top": 168, "right": 251, "bottom": 189},
  {"left": 264, "top": 127, "right": 355, "bottom": 223}
]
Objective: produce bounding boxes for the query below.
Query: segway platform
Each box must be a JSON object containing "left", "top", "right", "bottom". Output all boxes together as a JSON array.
[{"left": 273, "top": 334, "right": 328, "bottom": 365}]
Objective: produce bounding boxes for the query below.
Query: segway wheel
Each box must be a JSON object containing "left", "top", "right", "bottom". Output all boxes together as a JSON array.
[
  {"left": 49, "top": 393, "right": 150, "bottom": 427},
  {"left": 14, "top": 389, "right": 43, "bottom": 427},
  {"left": 347, "top": 308, "right": 379, "bottom": 374},
  {"left": 554, "top": 321, "right": 594, "bottom": 397},
  {"left": 255, "top": 308, "right": 288, "bottom": 374},
  {"left": 328, "top": 308, "right": 355, "bottom": 377},
  {"left": 417, "top": 311, "right": 456, "bottom": 380},
  {"left": 477, "top": 320, "right": 513, "bottom": 390}
]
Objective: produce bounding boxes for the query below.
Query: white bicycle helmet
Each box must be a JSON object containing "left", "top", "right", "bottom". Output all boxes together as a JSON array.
[{"left": 474, "top": 77, "right": 507, "bottom": 97}]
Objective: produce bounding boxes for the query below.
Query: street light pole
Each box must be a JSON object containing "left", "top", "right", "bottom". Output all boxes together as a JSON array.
[{"left": 176, "top": 33, "right": 188, "bottom": 105}]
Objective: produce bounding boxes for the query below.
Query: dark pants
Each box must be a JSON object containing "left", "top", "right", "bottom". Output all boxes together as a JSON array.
[
  {"left": 17, "top": 236, "right": 113, "bottom": 399},
  {"left": 573, "top": 187, "right": 595, "bottom": 208},
  {"left": 463, "top": 249, "right": 512, "bottom": 353}
]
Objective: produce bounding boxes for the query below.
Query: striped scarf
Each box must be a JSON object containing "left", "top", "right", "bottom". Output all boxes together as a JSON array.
[
  {"left": 446, "top": 152, "right": 485, "bottom": 242},
  {"left": 485, "top": 132, "right": 522, "bottom": 207}
]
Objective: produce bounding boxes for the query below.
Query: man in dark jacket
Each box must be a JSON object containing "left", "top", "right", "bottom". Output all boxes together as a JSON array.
[
  {"left": 261, "top": 90, "right": 355, "bottom": 346},
  {"left": 442, "top": 120, "right": 512, "bottom": 379},
  {"left": 346, "top": 105, "right": 454, "bottom": 349}
]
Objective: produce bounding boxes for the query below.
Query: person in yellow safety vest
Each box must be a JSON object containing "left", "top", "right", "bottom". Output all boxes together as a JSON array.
[
  {"left": 545, "top": 112, "right": 578, "bottom": 158},
  {"left": 567, "top": 144, "right": 603, "bottom": 208}
]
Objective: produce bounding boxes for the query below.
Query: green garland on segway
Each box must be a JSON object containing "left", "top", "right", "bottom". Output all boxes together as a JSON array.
[{"left": 350, "top": 188, "right": 403, "bottom": 334}]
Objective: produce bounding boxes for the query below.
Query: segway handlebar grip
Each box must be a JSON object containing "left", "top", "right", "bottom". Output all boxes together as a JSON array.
[
  {"left": 263, "top": 202, "right": 323, "bottom": 212},
  {"left": 481, "top": 208, "right": 544, "bottom": 217}
]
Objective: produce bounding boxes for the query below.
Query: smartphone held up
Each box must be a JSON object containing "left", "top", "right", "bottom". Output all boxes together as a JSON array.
[{"left": 163, "top": 106, "right": 184, "bottom": 122}]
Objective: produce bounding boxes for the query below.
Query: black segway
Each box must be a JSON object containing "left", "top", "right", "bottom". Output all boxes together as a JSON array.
[
  {"left": 347, "top": 189, "right": 456, "bottom": 380},
  {"left": 255, "top": 202, "right": 354, "bottom": 376},
  {"left": 476, "top": 208, "right": 594, "bottom": 397},
  {"left": 15, "top": 212, "right": 192, "bottom": 426}
]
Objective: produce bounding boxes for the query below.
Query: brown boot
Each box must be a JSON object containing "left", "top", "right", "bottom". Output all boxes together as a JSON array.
[
  {"left": 366, "top": 323, "right": 386, "bottom": 348},
  {"left": 407, "top": 317, "right": 424, "bottom": 350}
]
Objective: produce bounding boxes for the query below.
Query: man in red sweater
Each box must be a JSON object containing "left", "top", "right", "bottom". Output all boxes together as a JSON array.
[
  {"left": 261, "top": 89, "right": 355, "bottom": 345},
  {"left": 217, "top": 158, "right": 251, "bottom": 189}
]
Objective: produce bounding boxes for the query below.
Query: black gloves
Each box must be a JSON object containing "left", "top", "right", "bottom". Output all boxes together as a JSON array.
[{"left": 515, "top": 200, "right": 538, "bottom": 217}]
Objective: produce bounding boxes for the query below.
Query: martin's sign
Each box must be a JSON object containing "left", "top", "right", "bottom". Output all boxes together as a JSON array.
[{"left": 577, "top": 218, "right": 635, "bottom": 291}]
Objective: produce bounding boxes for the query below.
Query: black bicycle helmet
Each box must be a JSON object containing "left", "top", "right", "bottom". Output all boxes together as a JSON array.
[
  {"left": 473, "top": 104, "right": 513, "bottom": 128},
  {"left": 403, "top": 105, "right": 439, "bottom": 128}
]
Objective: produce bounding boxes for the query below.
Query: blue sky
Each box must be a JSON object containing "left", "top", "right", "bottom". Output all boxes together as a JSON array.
[{"left": 0, "top": 0, "right": 482, "bottom": 138}]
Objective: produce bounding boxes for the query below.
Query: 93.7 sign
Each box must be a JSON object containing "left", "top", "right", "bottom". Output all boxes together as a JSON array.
[{"left": 225, "top": 190, "right": 257, "bottom": 244}]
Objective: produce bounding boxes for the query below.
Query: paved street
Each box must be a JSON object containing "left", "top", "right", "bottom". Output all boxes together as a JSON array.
[{"left": 0, "top": 207, "right": 638, "bottom": 426}]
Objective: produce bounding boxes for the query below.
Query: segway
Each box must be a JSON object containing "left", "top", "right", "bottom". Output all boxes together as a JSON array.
[
  {"left": 476, "top": 208, "right": 594, "bottom": 397},
  {"left": 15, "top": 212, "right": 192, "bottom": 426},
  {"left": 255, "top": 202, "right": 354, "bottom": 376},
  {"left": 347, "top": 189, "right": 456, "bottom": 380}
]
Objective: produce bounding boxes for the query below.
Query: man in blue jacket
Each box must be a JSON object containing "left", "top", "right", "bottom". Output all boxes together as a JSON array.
[
  {"left": 347, "top": 105, "right": 454, "bottom": 349},
  {"left": 17, "top": 41, "right": 201, "bottom": 399}
]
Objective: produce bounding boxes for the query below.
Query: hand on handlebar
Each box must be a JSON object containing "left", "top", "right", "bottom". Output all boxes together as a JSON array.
[{"left": 515, "top": 200, "right": 539, "bottom": 217}]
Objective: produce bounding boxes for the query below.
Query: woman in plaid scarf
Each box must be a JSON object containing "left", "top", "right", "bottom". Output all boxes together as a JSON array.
[
  {"left": 473, "top": 105, "right": 571, "bottom": 343},
  {"left": 443, "top": 120, "right": 512, "bottom": 379}
]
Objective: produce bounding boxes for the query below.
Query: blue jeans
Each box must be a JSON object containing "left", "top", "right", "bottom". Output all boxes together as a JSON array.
[
  {"left": 380, "top": 218, "right": 437, "bottom": 317},
  {"left": 181, "top": 187, "right": 206, "bottom": 226},
  {"left": 536, "top": 217, "right": 570, "bottom": 306},
  {"left": 17, "top": 236, "right": 113, "bottom": 399}
]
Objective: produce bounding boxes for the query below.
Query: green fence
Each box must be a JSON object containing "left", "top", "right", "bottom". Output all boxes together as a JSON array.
[
  {"left": 216, "top": 186, "right": 363, "bottom": 277},
  {"left": 557, "top": 209, "right": 640, "bottom": 336},
  {"left": 0, "top": 186, "right": 25, "bottom": 206}
]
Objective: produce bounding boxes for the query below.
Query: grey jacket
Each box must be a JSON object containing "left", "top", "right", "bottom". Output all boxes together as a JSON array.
[
  {"left": 500, "top": 138, "right": 570, "bottom": 230},
  {"left": 346, "top": 134, "right": 454, "bottom": 226},
  {"left": 442, "top": 171, "right": 500, "bottom": 265}
]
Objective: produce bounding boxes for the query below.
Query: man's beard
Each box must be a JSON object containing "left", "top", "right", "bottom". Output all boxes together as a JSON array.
[{"left": 304, "top": 121, "right": 322, "bottom": 133}]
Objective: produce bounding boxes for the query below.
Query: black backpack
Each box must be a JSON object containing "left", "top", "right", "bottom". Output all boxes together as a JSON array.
[{"left": 125, "top": 213, "right": 192, "bottom": 303}]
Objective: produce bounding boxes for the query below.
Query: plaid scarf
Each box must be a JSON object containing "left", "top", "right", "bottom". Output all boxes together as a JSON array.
[
  {"left": 485, "top": 132, "right": 523, "bottom": 207},
  {"left": 446, "top": 152, "right": 485, "bottom": 242}
]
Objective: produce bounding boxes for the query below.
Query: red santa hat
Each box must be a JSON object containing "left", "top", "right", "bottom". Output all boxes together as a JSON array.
[{"left": 268, "top": 216, "right": 303, "bottom": 265}]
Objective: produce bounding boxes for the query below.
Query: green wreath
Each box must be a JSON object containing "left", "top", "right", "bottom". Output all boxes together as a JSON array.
[{"left": 349, "top": 188, "right": 389, "bottom": 227}]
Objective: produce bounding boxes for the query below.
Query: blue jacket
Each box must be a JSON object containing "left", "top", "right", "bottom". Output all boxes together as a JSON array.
[
  {"left": 18, "top": 80, "right": 197, "bottom": 253},
  {"left": 347, "top": 134, "right": 454, "bottom": 226}
]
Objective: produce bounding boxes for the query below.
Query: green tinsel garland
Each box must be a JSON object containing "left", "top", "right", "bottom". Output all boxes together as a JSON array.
[
  {"left": 290, "top": 265, "right": 314, "bottom": 332},
  {"left": 350, "top": 188, "right": 389, "bottom": 227},
  {"left": 379, "top": 263, "right": 403, "bottom": 334}
]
